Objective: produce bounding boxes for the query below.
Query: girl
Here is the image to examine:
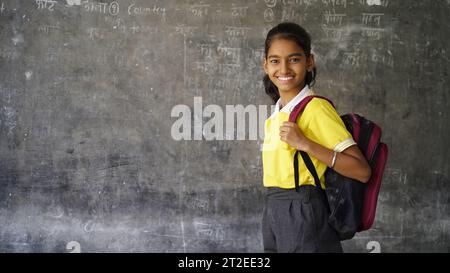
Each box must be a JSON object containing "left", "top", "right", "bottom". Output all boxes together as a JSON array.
[{"left": 261, "top": 22, "right": 372, "bottom": 253}]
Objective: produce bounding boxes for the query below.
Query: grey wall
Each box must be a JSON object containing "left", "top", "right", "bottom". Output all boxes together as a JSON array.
[{"left": 0, "top": 0, "right": 448, "bottom": 253}]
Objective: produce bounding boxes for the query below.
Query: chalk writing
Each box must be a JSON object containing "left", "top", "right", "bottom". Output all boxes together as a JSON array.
[
  {"left": 342, "top": 51, "right": 360, "bottom": 67},
  {"left": 370, "top": 49, "right": 394, "bottom": 67},
  {"left": 361, "top": 0, "right": 389, "bottom": 7},
  {"left": 38, "top": 23, "right": 60, "bottom": 34},
  {"left": 87, "top": 27, "right": 105, "bottom": 40},
  {"left": 361, "top": 27, "right": 385, "bottom": 39},
  {"left": 35, "top": 0, "right": 57, "bottom": 11},
  {"left": 280, "top": 0, "right": 315, "bottom": 5},
  {"left": 111, "top": 18, "right": 127, "bottom": 33},
  {"left": 83, "top": 1, "right": 119, "bottom": 16},
  {"left": 231, "top": 4, "right": 248, "bottom": 18},
  {"left": 1, "top": 2, "right": 5, "bottom": 15},
  {"left": 198, "top": 43, "right": 215, "bottom": 60},
  {"left": 252, "top": 48, "right": 265, "bottom": 61},
  {"left": 281, "top": 9, "right": 304, "bottom": 23},
  {"left": 189, "top": 4, "right": 209, "bottom": 17},
  {"left": 175, "top": 25, "right": 198, "bottom": 36},
  {"left": 217, "top": 63, "right": 241, "bottom": 77},
  {"left": 186, "top": 76, "right": 240, "bottom": 92},
  {"left": 99, "top": 17, "right": 161, "bottom": 36},
  {"left": 342, "top": 49, "right": 393, "bottom": 68},
  {"left": 217, "top": 46, "right": 241, "bottom": 63},
  {"left": 194, "top": 62, "right": 241, "bottom": 77},
  {"left": 322, "top": 0, "right": 347, "bottom": 8},
  {"left": 84, "top": 1, "right": 106, "bottom": 13},
  {"left": 129, "top": 22, "right": 159, "bottom": 35},
  {"left": 206, "top": 78, "right": 246, "bottom": 92},
  {"left": 187, "top": 198, "right": 211, "bottom": 212},
  {"left": 2, "top": 106, "right": 17, "bottom": 136},
  {"left": 224, "top": 26, "right": 250, "bottom": 37},
  {"left": 127, "top": 3, "right": 166, "bottom": 20},
  {"left": 109, "top": 1, "right": 120, "bottom": 16},
  {"left": 66, "top": 0, "right": 81, "bottom": 6},
  {"left": 261, "top": 26, "right": 272, "bottom": 39},
  {"left": 362, "top": 13, "right": 384, "bottom": 26},
  {"left": 323, "top": 10, "right": 346, "bottom": 26},
  {"left": 195, "top": 61, "right": 216, "bottom": 75},
  {"left": 231, "top": 5, "right": 248, "bottom": 18},
  {"left": 45, "top": 49, "right": 58, "bottom": 63},
  {"left": 264, "top": 0, "right": 276, "bottom": 22},
  {"left": 264, "top": 8, "right": 275, "bottom": 22},
  {"left": 322, "top": 26, "right": 343, "bottom": 39},
  {"left": 265, "top": 0, "right": 277, "bottom": 8},
  {"left": 110, "top": 1, "right": 120, "bottom": 16},
  {"left": 194, "top": 222, "right": 225, "bottom": 241}
]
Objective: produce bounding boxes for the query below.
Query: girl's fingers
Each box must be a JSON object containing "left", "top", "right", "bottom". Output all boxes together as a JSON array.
[
  {"left": 280, "top": 122, "right": 298, "bottom": 132},
  {"left": 280, "top": 125, "right": 293, "bottom": 132},
  {"left": 279, "top": 126, "right": 288, "bottom": 132}
]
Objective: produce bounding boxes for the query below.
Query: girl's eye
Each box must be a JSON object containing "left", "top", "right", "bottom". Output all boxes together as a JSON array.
[
  {"left": 270, "top": 59, "right": 278, "bottom": 64},
  {"left": 290, "top": 58, "right": 300, "bottom": 63}
]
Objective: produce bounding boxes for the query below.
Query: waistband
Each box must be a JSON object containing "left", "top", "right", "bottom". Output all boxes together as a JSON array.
[{"left": 265, "top": 185, "right": 325, "bottom": 201}]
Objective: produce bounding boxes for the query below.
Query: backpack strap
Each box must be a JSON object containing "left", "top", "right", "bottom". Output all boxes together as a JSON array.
[
  {"left": 293, "top": 150, "right": 322, "bottom": 190},
  {"left": 288, "top": 95, "right": 334, "bottom": 124},
  {"left": 289, "top": 95, "right": 335, "bottom": 192}
]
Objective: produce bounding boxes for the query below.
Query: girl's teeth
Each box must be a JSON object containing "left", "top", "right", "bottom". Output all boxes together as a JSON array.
[{"left": 278, "top": 77, "right": 293, "bottom": 80}]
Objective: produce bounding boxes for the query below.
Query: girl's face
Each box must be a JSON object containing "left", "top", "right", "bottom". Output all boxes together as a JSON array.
[{"left": 264, "top": 38, "right": 315, "bottom": 95}]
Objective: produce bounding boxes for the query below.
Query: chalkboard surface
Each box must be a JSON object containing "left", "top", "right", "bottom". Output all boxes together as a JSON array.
[{"left": 0, "top": 0, "right": 449, "bottom": 252}]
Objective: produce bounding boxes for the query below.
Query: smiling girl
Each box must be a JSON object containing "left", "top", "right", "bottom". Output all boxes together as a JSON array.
[{"left": 261, "top": 22, "right": 372, "bottom": 253}]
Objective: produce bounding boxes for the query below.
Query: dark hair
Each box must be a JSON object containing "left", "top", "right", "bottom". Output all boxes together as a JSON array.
[{"left": 263, "top": 22, "right": 316, "bottom": 103}]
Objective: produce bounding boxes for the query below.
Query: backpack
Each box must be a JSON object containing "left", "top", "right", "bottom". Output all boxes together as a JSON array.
[{"left": 289, "top": 95, "right": 388, "bottom": 240}]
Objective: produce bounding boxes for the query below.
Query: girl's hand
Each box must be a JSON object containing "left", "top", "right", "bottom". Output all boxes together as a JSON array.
[{"left": 279, "top": 121, "right": 311, "bottom": 151}]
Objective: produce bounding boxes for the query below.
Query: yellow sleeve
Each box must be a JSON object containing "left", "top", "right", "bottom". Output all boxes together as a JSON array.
[{"left": 302, "top": 98, "right": 356, "bottom": 152}]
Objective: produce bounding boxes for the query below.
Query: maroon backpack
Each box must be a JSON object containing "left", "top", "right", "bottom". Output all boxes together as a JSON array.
[{"left": 289, "top": 95, "right": 388, "bottom": 240}]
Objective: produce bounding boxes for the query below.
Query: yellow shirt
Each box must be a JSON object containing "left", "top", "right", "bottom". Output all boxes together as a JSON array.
[{"left": 262, "top": 87, "right": 356, "bottom": 189}]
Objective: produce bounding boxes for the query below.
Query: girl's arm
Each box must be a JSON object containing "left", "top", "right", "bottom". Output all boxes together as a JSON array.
[
  {"left": 303, "top": 139, "right": 372, "bottom": 183},
  {"left": 280, "top": 121, "right": 372, "bottom": 183}
]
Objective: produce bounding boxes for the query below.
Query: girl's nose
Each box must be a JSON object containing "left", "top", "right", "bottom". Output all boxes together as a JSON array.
[{"left": 280, "top": 60, "right": 290, "bottom": 74}]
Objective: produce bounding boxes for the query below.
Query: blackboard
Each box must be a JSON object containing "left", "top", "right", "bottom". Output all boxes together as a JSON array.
[{"left": 0, "top": 0, "right": 449, "bottom": 252}]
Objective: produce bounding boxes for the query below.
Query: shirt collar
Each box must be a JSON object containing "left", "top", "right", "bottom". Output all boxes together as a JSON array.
[{"left": 271, "top": 85, "right": 314, "bottom": 118}]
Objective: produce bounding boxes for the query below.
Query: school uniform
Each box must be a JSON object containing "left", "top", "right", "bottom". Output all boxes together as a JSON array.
[{"left": 261, "top": 85, "right": 356, "bottom": 253}]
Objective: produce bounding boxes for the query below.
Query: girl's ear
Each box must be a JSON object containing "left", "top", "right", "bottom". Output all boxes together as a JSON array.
[
  {"left": 307, "top": 54, "right": 316, "bottom": 71},
  {"left": 263, "top": 58, "right": 269, "bottom": 74}
]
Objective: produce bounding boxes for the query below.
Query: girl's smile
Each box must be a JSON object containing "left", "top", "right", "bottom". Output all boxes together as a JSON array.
[{"left": 276, "top": 75, "right": 295, "bottom": 83}]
